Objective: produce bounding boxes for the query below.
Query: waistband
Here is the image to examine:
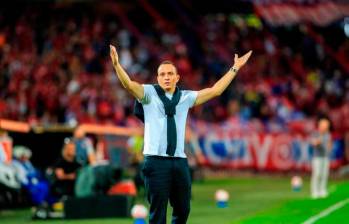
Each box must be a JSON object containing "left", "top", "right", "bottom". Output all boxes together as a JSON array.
[{"left": 144, "top": 155, "right": 187, "bottom": 160}]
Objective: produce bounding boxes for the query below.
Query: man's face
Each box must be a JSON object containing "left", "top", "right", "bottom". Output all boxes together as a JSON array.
[
  {"left": 64, "top": 143, "right": 76, "bottom": 158},
  {"left": 318, "top": 119, "right": 330, "bottom": 133},
  {"left": 157, "top": 64, "right": 180, "bottom": 92},
  {"left": 74, "top": 128, "right": 85, "bottom": 139}
]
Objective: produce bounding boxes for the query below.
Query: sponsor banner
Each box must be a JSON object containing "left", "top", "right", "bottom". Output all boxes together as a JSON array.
[{"left": 191, "top": 131, "right": 344, "bottom": 171}]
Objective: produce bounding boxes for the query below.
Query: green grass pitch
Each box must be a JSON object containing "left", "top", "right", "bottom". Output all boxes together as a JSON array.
[{"left": 1, "top": 176, "right": 348, "bottom": 224}]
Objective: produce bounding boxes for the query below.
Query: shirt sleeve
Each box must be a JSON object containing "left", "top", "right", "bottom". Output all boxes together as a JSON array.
[
  {"left": 311, "top": 132, "right": 319, "bottom": 140},
  {"left": 53, "top": 158, "right": 64, "bottom": 169},
  {"left": 139, "top": 84, "right": 153, "bottom": 105},
  {"left": 182, "top": 90, "right": 198, "bottom": 108}
]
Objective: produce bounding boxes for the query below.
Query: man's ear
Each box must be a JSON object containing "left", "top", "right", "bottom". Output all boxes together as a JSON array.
[{"left": 176, "top": 74, "right": 180, "bottom": 83}]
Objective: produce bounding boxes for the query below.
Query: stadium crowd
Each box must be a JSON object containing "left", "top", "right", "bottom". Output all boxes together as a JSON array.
[{"left": 0, "top": 3, "right": 348, "bottom": 133}]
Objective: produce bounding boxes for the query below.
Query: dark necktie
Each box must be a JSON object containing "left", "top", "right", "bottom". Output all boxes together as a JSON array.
[{"left": 153, "top": 85, "right": 181, "bottom": 156}]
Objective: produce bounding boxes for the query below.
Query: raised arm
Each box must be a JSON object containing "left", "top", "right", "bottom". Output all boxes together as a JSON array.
[
  {"left": 194, "top": 51, "right": 252, "bottom": 106},
  {"left": 110, "top": 45, "right": 144, "bottom": 100}
]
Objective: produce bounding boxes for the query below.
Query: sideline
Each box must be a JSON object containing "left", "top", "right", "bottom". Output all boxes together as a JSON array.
[{"left": 302, "top": 198, "right": 349, "bottom": 224}]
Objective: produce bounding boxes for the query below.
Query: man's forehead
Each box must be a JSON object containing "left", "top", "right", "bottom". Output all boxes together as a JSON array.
[
  {"left": 319, "top": 119, "right": 329, "bottom": 125},
  {"left": 157, "top": 63, "right": 177, "bottom": 74}
]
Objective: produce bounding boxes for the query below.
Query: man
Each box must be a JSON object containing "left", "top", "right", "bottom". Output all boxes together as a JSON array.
[
  {"left": 127, "top": 135, "right": 145, "bottom": 191},
  {"left": 52, "top": 139, "right": 81, "bottom": 197},
  {"left": 12, "top": 146, "right": 49, "bottom": 206},
  {"left": 73, "top": 128, "right": 96, "bottom": 166},
  {"left": 310, "top": 117, "right": 332, "bottom": 199},
  {"left": 110, "top": 44, "right": 251, "bottom": 224},
  {"left": 0, "top": 129, "right": 21, "bottom": 204},
  {"left": 0, "top": 129, "right": 12, "bottom": 164}
]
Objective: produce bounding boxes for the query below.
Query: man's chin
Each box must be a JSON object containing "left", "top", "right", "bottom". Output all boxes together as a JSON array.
[{"left": 161, "top": 85, "right": 171, "bottom": 91}]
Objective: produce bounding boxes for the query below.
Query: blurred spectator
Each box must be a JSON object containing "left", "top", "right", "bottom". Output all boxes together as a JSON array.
[
  {"left": 310, "top": 117, "right": 332, "bottom": 199},
  {"left": 126, "top": 135, "right": 144, "bottom": 191},
  {"left": 0, "top": 3, "right": 348, "bottom": 135},
  {"left": 0, "top": 133, "right": 20, "bottom": 208},
  {"left": 0, "top": 130, "right": 13, "bottom": 164},
  {"left": 73, "top": 128, "right": 96, "bottom": 166},
  {"left": 12, "top": 146, "right": 49, "bottom": 205},
  {"left": 0, "top": 137, "right": 20, "bottom": 191},
  {"left": 51, "top": 139, "right": 81, "bottom": 198}
]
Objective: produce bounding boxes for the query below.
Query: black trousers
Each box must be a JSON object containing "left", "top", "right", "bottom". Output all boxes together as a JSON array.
[{"left": 142, "top": 156, "right": 191, "bottom": 224}]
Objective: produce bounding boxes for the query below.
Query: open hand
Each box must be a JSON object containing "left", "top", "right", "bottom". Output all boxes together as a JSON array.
[
  {"left": 110, "top": 44, "right": 119, "bottom": 67},
  {"left": 233, "top": 50, "right": 252, "bottom": 70}
]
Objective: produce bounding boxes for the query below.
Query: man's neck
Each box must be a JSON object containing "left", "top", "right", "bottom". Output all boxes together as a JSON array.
[{"left": 64, "top": 156, "right": 74, "bottom": 162}]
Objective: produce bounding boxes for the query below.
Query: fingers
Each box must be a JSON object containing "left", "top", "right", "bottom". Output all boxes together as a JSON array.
[
  {"left": 233, "top": 50, "right": 252, "bottom": 68},
  {"left": 109, "top": 44, "right": 115, "bottom": 50},
  {"left": 244, "top": 50, "right": 252, "bottom": 60},
  {"left": 109, "top": 44, "right": 118, "bottom": 65},
  {"left": 109, "top": 44, "right": 116, "bottom": 55},
  {"left": 234, "top": 50, "right": 252, "bottom": 61},
  {"left": 109, "top": 45, "right": 113, "bottom": 57},
  {"left": 238, "top": 50, "right": 252, "bottom": 64}
]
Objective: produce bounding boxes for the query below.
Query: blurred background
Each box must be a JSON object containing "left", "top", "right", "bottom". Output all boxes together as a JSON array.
[{"left": 0, "top": 0, "right": 349, "bottom": 223}]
